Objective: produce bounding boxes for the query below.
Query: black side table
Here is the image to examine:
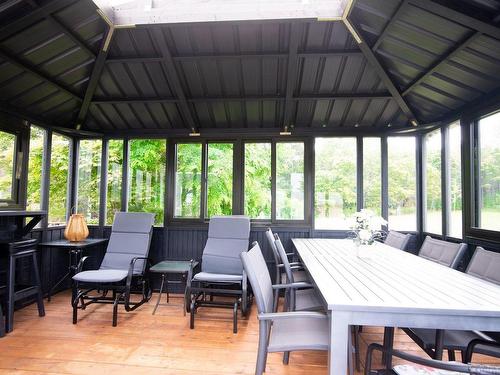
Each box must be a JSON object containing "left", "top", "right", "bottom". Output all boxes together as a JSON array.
[
  {"left": 150, "top": 260, "right": 198, "bottom": 315},
  {"left": 38, "top": 238, "right": 108, "bottom": 302}
]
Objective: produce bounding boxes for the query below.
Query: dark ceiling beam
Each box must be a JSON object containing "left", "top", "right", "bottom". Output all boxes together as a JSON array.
[
  {"left": 409, "top": 0, "right": 500, "bottom": 40},
  {"left": 0, "top": 0, "right": 78, "bottom": 42},
  {"left": 75, "top": 27, "right": 114, "bottom": 130},
  {"left": 372, "top": 0, "right": 409, "bottom": 50},
  {"left": 104, "top": 50, "right": 363, "bottom": 64},
  {"left": 24, "top": 0, "right": 96, "bottom": 58},
  {"left": 91, "top": 93, "right": 392, "bottom": 105},
  {"left": 348, "top": 20, "right": 418, "bottom": 125},
  {"left": 0, "top": 0, "right": 23, "bottom": 13},
  {"left": 151, "top": 28, "right": 197, "bottom": 131},
  {"left": 0, "top": 48, "right": 82, "bottom": 102},
  {"left": 282, "top": 23, "right": 301, "bottom": 129},
  {"left": 402, "top": 31, "right": 482, "bottom": 96}
]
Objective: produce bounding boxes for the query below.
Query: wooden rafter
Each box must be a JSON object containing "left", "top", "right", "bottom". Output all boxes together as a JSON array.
[
  {"left": 372, "top": 0, "right": 409, "bottom": 51},
  {"left": 75, "top": 26, "right": 114, "bottom": 129},
  {"left": 282, "top": 23, "right": 301, "bottom": 129},
  {"left": 151, "top": 27, "right": 197, "bottom": 131},
  {"left": 0, "top": 48, "right": 82, "bottom": 102},
  {"left": 402, "top": 31, "right": 482, "bottom": 96},
  {"left": 346, "top": 19, "right": 418, "bottom": 125},
  {"left": 409, "top": 0, "right": 500, "bottom": 40}
]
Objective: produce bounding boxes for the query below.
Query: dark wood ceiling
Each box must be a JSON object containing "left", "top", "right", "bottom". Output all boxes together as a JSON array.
[{"left": 1, "top": 0, "right": 500, "bottom": 135}]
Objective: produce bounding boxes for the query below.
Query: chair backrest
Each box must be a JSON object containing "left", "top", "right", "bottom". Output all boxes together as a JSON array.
[
  {"left": 418, "top": 236, "right": 467, "bottom": 269},
  {"left": 240, "top": 242, "right": 274, "bottom": 314},
  {"left": 201, "top": 215, "right": 250, "bottom": 275},
  {"left": 100, "top": 212, "right": 154, "bottom": 273},
  {"left": 384, "top": 231, "right": 411, "bottom": 251},
  {"left": 466, "top": 247, "right": 500, "bottom": 285},
  {"left": 265, "top": 228, "right": 280, "bottom": 266},
  {"left": 274, "top": 234, "right": 294, "bottom": 283}
]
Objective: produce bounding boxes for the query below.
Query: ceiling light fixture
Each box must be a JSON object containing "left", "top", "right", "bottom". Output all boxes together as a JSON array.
[
  {"left": 280, "top": 125, "right": 292, "bottom": 136},
  {"left": 411, "top": 119, "right": 418, "bottom": 127},
  {"left": 189, "top": 129, "right": 201, "bottom": 137}
]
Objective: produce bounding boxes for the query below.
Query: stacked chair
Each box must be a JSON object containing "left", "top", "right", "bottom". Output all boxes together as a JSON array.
[
  {"left": 187, "top": 216, "right": 251, "bottom": 333},
  {"left": 241, "top": 242, "right": 329, "bottom": 375},
  {"left": 72, "top": 212, "right": 154, "bottom": 326},
  {"left": 265, "top": 228, "right": 307, "bottom": 284}
]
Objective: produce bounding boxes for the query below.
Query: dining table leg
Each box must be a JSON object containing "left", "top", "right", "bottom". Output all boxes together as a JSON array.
[{"left": 329, "top": 311, "right": 350, "bottom": 375}]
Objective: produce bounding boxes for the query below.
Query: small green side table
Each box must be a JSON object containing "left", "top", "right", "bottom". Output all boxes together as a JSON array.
[{"left": 150, "top": 260, "right": 198, "bottom": 315}]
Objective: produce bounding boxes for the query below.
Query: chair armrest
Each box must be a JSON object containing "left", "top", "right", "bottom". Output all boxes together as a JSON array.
[
  {"left": 258, "top": 311, "right": 326, "bottom": 321},
  {"left": 272, "top": 282, "right": 313, "bottom": 290},
  {"left": 289, "top": 261, "right": 302, "bottom": 266},
  {"left": 276, "top": 263, "right": 303, "bottom": 270},
  {"left": 76, "top": 256, "right": 92, "bottom": 273},
  {"left": 365, "top": 343, "right": 473, "bottom": 375},
  {"left": 466, "top": 339, "right": 500, "bottom": 363}
]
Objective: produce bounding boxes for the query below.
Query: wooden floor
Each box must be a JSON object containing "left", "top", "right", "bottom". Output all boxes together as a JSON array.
[{"left": 1, "top": 291, "right": 499, "bottom": 374}]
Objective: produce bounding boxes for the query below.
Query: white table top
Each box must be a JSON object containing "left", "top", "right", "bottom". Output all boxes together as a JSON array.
[{"left": 292, "top": 238, "right": 500, "bottom": 317}]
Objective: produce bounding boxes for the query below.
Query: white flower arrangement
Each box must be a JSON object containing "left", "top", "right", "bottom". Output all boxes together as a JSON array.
[{"left": 349, "top": 209, "right": 387, "bottom": 245}]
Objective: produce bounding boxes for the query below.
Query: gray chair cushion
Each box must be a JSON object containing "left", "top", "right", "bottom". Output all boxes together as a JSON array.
[
  {"left": 268, "top": 316, "right": 329, "bottom": 352},
  {"left": 201, "top": 216, "right": 250, "bottom": 275},
  {"left": 193, "top": 272, "right": 243, "bottom": 283},
  {"left": 73, "top": 270, "right": 128, "bottom": 283},
  {"left": 418, "top": 236, "right": 467, "bottom": 269},
  {"left": 385, "top": 231, "right": 411, "bottom": 251},
  {"left": 466, "top": 247, "right": 500, "bottom": 285},
  {"left": 100, "top": 212, "right": 154, "bottom": 274}
]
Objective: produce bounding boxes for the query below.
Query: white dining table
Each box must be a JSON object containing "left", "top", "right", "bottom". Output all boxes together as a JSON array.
[{"left": 292, "top": 238, "right": 500, "bottom": 375}]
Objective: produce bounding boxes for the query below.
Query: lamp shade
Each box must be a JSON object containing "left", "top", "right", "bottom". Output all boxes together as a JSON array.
[{"left": 64, "top": 214, "right": 89, "bottom": 242}]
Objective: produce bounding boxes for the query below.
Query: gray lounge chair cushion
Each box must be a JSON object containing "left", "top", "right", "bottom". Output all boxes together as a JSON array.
[
  {"left": 385, "top": 231, "right": 411, "bottom": 251},
  {"left": 100, "top": 212, "right": 154, "bottom": 273},
  {"left": 193, "top": 272, "right": 243, "bottom": 283},
  {"left": 73, "top": 269, "right": 128, "bottom": 283},
  {"left": 201, "top": 216, "right": 250, "bottom": 275},
  {"left": 268, "top": 316, "right": 329, "bottom": 352},
  {"left": 418, "top": 236, "right": 467, "bottom": 269},
  {"left": 466, "top": 247, "right": 500, "bottom": 285}
]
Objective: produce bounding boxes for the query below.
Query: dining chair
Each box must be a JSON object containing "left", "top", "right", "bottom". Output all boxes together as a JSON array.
[
  {"left": 240, "top": 241, "right": 329, "bottom": 375},
  {"left": 365, "top": 342, "right": 500, "bottom": 375},
  {"left": 417, "top": 236, "right": 468, "bottom": 269},
  {"left": 384, "top": 231, "right": 411, "bottom": 251},
  {"left": 401, "top": 246, "right": 500, "bottom": 362},
  {"left": 265, "top": 228, "right": 307, "bottom": 284},
  {"left": 274, "top": 234, "right": 322, "bottom": 312},
  {"left": 72, "top": 212, "right": 154, "bottom": 326}
]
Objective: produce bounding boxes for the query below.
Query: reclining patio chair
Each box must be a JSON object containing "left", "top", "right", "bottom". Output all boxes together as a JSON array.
[
  {"left": 187, "top": 215, "right": 251, "bottom": 333},
  {"left": 241, "top": 241, "right": 328, "bottom": 375},
  {"left": 72, "top": 212, "right": 154, "bottom": 326}
]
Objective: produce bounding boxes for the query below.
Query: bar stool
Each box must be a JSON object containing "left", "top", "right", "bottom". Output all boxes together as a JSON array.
[{"left": 3, "top": 238, "right": 45, "bottom": 333}]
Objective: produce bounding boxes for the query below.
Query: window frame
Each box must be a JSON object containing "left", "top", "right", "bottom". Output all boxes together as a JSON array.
[{"left": 0, "top": 124, "right": 27, "bottom": 209}]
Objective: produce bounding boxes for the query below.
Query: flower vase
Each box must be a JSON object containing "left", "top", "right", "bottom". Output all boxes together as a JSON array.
[{"left": 356, "top": 243, "right": 373, "bottom": 259}]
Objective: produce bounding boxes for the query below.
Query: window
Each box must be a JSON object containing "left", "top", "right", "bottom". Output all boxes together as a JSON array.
[
  {"left": 49, "top": 133, "right": 70, "bottom": 226},
  {"left": 27, "top": 126, "right": 46, "bottom": 211},
  {"left": 388, "top": 137, "right": 416, "bottom": 231},
  {"left": 449, "top": 122, "right": 462, "bottom": 238},
  {"left": 106, "top": 140, "right": 123, "bottom": 225},
  {"left": 477, "top": 112, "right": 500, "bottom": 231},
  {"left": 207, "top": 143, "right": 233, "bottom": 217},
  {"left": 174, "top": 143, "right": 202, "bottom": 218},
  {"left": 0, "top": 130, "right": 17, "bottom": 203},
  {"left": 363, "top": 138, "right": 381, "bottom": 216},
  {"left": 128, "top": 139, "right": 166, "bottom": 226},
  {"left": 244, "top": 143, "right": 272, "bottom": 219},
  {"left": 276, "top": 142, "right": 305, "bottom": 220},
  {"left": 77, "top": 140, "right": 102, "bottom": 225},
  {"left": 424, "top": 130, "right": 442, "bottom": 234},
  {"left": 315, "top": 138, "right": 356, "bottom": 229}
]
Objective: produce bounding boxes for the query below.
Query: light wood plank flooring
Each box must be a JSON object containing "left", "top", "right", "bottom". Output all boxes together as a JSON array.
[{"left": 1, "top": 291, "right": 499, "bottom": 374}]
